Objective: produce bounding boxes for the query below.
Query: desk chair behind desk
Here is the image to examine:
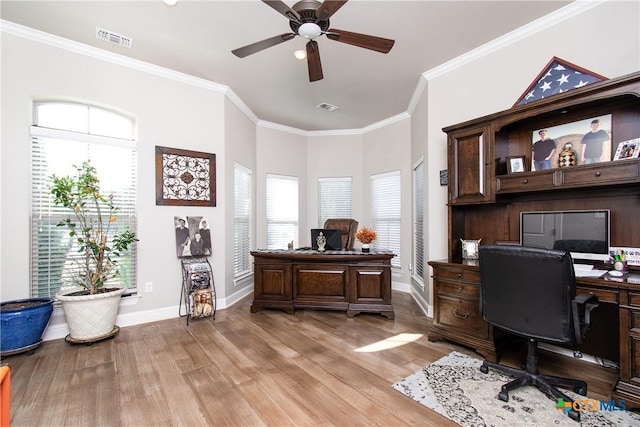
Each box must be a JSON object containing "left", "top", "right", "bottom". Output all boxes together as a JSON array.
[
  {"left": 323, "top": 218, "right": 358, "bottom": 251},
  {"left": 478, "top": 245, "right": 599, "bottom": 422}
]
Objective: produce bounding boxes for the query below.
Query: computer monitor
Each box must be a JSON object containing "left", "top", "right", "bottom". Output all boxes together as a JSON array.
[
  {"left": 520, "top": 209, "right": 610, "bottom": 262},
  {"left": 311, "top": 229, "right": 343, "bottom": 251}
]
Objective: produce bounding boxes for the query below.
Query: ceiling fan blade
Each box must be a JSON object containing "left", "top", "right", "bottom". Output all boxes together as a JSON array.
[
  {"left": 232, "top": 33, "right": 295, "bottom": 58},
  {"left": 262, "top": 0, "right": 301, "bottom": 23},
  {"left": 306, "top": 40, "right": 323, "bottom": 82},
  {"left": 316, "top": 0, "right": 348, "bottom": 21},
  {"left": 326, "top": 28, "right": 395, "bottom": 54}
]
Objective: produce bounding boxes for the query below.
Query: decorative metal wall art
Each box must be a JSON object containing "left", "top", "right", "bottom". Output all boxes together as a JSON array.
[{"left": 155, "top": 146, "right": 216, "bottom": 206}]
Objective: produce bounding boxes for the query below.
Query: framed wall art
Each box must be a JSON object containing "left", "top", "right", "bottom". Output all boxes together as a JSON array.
[{"left": 155, "top": 146, "right": 216, "bottom": 206}]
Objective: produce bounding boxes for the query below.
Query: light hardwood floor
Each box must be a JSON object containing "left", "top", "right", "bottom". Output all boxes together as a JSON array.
[{"left": 3, "top": 292, "right": 619, "bottom": 426}]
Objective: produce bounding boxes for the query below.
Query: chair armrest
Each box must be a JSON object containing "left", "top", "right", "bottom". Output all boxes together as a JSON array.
[{"left": 572, "top": 293, "right": 599, "bottom": 344}]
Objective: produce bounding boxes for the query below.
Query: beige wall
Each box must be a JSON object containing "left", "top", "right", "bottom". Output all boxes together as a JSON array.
[
  {"left": 306, "top": 133, "right": 364, "bottom": 238},
  {"left": 255, "top": 126, "right": 308, "bottom": 249}
]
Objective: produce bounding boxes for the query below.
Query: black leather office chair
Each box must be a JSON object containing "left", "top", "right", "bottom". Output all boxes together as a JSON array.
[{"left": 478, "top": 245, "right": 599, "bottom": 422}]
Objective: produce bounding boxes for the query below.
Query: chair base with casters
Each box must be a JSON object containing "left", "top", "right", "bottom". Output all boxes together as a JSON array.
[{"left": 480, "top": 338, "right": 586, "bottom": 421}]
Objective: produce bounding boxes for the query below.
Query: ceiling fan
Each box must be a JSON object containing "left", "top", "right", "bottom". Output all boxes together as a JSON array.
[{"left": 231, "top": 0, "right": 395, "bottom": 82}]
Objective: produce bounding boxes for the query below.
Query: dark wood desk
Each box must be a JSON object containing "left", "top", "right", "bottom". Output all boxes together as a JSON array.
[
  {"left": 428, "top": 259, "right": 640, "bottom": 408},
  {"left": 251, "top": 249, "right": 394, "bottom": 319}
]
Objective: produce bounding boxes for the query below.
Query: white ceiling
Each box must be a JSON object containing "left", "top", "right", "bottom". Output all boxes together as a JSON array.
[{"left": 1, "top": 0, "right": 573, "bottom": 131}]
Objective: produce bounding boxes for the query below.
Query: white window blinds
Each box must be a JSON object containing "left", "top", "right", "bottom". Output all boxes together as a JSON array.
[
  {"left": 30, "top": 102, "right": 137, "bottom": 298},
  {"left": 318, "top": 177, "right": 352, "bottom": 227},
  {"left": 413, "top": 160, "right": 425, "bottom": 282},
  {"left": 234, "top": 162, "right": 252, "bottom": 278},
  {"left": 371, "top": 170, "right": 401, "bottom": 269},
  {"left": 266, "top": 174, "right": 298, "bottom": 250}
]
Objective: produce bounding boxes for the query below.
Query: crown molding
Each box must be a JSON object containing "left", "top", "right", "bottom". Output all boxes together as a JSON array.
[
  {"left": 3, "top": 0, "right": 607, "bottom": 137},
  {"left": 1, "top": 19, "right": 259, "bottom": 123}
]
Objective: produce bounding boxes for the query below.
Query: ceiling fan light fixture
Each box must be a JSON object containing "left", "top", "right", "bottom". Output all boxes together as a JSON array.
[
  {"left": 294, "top": 49, "right": 306, "bottom": 60},
  {"left": 298, "top": 22, "right": 321, "bottom": 40}
]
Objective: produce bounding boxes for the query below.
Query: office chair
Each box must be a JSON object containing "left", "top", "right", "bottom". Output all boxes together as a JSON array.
[
  {"left": 323, "top": 219, "right": 358, "bottom": 250},
  {"left": 478, "top": 245, "right": 599, "bottom": 422}
]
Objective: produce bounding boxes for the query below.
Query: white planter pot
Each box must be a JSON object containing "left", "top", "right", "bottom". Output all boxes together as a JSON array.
[{"left": 56, "top": 287, "right": 125, "bottom": 341}]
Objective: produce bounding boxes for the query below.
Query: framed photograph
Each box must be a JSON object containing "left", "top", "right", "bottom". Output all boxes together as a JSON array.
[
  {"left": 174, "top": 216, "right": 212, "bottom": 258},
  {"left": 613, "top": 138, "right": 640, "bottom": 160},
  {"left": 531, "top": 114, "right": 612, "bottom": 171},
  {"left": 155, "top": 146, "right": 216, "bottom": 206},
  {"left": 461, "top": 239, "right": 481, "bottom": 260},
  {"left": 507, "top": 156, "right": 526, "bottom": 173}
]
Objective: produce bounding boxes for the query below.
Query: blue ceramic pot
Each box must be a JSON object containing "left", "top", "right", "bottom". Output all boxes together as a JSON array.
[{"left": 1, "top": 298, "right": 54, "bottom": 353}]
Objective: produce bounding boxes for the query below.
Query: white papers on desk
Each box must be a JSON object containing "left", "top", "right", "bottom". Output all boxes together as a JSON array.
[
  {"left": 573, "top": 264, "right": 607, "bottom": 277},
  {"left": 575, "top": 269, "right": 608, "bottom": 278}
]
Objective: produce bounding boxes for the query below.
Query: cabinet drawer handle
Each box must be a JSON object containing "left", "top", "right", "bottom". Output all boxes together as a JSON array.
[
  {"left": 453, "top": 308, "right": 469, "bottom": 319},
  {"left": 522, "top": 179, "right": 528, "bottom": 184},
  {"left": 457, "top": 286, "right": 464, "bottom": 292},
  {"left": 595, "top": 171, "right": 601, "bottom": 177},
  {"left": 457, "top": 273, "right": 462, "bottom": 278}
]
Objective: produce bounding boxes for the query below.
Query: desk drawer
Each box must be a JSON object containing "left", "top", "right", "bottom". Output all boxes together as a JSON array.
[
  {"left": 433, "top": 267, "right": 480, "bottom": 283},
  {"left": 497, "top": 170, "right": 556, "bottom": 193},
  {"left": 577, "top": 286, "right": 619, "bottom": 304},
  {"left": 436, "top": 296, "right": 487, "bottom": 339},
  {"left": 437, "top": 281, "right": 479, "bottom": 299},
  {"left": 628, "top": 293, "right": 640, "bottom": 308},
  {"left": 562, "top": 161, "right": 639, "bottom": 186}
]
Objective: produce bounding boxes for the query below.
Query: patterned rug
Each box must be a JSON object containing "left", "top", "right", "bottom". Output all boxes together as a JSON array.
[{"left": 392, "top": 351, "right": 640, "bottom": 426}]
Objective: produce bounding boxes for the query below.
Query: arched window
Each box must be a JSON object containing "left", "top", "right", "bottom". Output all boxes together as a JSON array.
[{"left": 30, "top": 101, "right": 137, "bottom": 297}]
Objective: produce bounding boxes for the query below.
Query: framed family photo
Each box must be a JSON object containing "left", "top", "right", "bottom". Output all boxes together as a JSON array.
[
  {"left": 531, "top": 114, "right": 612, "bottom": 171},
  {"left": 507, "top": 156, "right": 526, "bottom": 173},
  {"left": 613, "top": 138, "right": 640, "bottom": 160}
]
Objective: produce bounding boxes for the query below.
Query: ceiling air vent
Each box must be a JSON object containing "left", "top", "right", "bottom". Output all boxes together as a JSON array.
[
  {"left": 96, "top": 27, "right": 133, "bottom": 48},
  {"left": 316, "top": 102, "right": 339, "bottom": 112}
]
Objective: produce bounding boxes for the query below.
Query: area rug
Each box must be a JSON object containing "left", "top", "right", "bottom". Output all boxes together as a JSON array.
[{"left": 392, "top": 351, "right": 640, "bottom": 427}]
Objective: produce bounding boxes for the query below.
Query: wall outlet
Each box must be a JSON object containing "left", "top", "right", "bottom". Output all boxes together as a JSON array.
[{"left": 144, "top": 281, "right": 153, "bottom": 293}]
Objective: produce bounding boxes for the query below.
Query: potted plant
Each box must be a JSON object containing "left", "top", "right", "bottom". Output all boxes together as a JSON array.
[
  {"left": 1, "top": 298, "right": 54, "bottom": 356},
  {"left": 355, "top": 227, "right": 377, "bottom": 253},
  {"left": 50, "top": 161, "right": 137, "bottom": 343}
]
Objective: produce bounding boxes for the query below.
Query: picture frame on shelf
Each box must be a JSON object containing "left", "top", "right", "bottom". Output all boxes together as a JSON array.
[
  {"left": 531, "top": 114, "right": 612, "bottom": 171},
  {"left": 613, "top": 138, "right": 640, "bottom": 161},
  {"left": 461, "top": 239, "right": 481, "bottom": 260},
  {"left": 155, "top": 146, "right": 216, "bottom": 207},
  {"left": 507, "top": 156, "right": 526, "bottom": 173}
]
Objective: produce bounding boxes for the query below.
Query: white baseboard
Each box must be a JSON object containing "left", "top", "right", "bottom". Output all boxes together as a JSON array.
[
  {"left": 42, "top": 282, "right": 431, "bottom": 342},
  {"left": 42, "top": 284, "right": 256, "bottom": 342}
]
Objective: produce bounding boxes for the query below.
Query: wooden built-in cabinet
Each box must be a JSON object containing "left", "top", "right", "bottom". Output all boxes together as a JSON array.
[
  {"left": 448, "top": 125, "right": 493, "bottom": 204},
  {"left": 431, "top": 70, "right": 640, "bottom": 407}
]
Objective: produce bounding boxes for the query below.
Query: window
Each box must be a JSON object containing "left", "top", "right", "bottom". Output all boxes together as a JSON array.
[
  {"left": 371, "top": 171, "right": 401, "bottom": 269},
  {"left": 266, "top": 174, "right": 298, "bottom": 249},
  {"left": 318, "top": 177, "right": 352, "bottom": 227},
  {"left": 234, "top": 162, "right": 252, "bottom": 280},
  {"left": 31, "top": 102, "right": 137, "bottom": 298},
  {"left": 413, "top": 159, "right": 425, "bottom": 286}
]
